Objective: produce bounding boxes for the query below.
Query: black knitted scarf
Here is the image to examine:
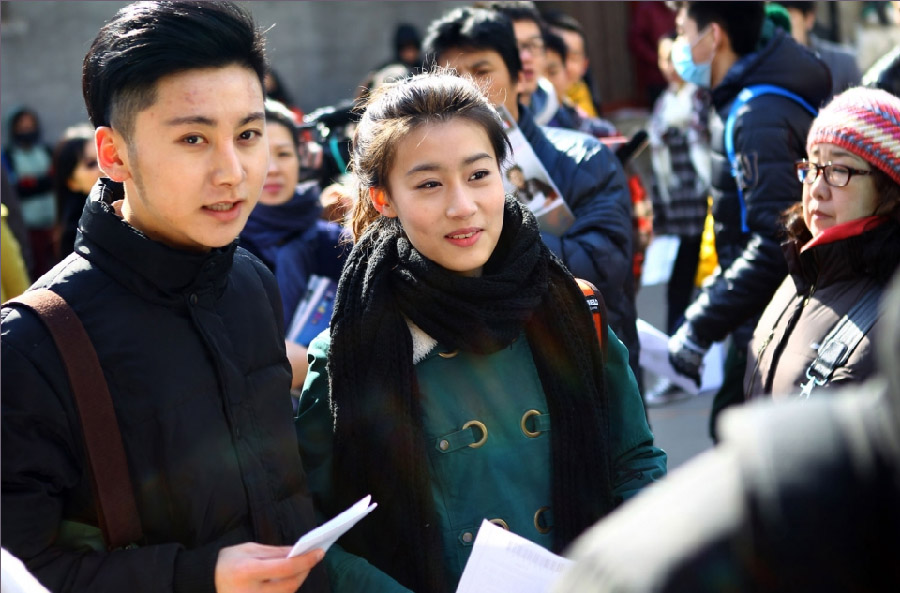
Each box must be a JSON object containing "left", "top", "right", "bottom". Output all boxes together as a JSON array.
[{"left": 326, "top": 197, "right": 613, "bottom": 592}]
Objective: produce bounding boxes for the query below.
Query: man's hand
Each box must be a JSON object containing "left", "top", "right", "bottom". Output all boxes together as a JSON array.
[
  {"left": 215, "top": 542, "right": 323, "bottom": 593},
  {"left": 668, "top": 324, "right": 711, "bottom": 388}
]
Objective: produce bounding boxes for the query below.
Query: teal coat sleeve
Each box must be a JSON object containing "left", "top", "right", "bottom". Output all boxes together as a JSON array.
[
  {"left": 605, "top": 326, "right": 668, "bottom": 503},
  {"left": 295, "top": 332, "right": 414, "bottom": 593}
]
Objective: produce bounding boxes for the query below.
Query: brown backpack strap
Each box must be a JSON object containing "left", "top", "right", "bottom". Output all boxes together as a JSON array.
[{"left": 7, "top": 289, "right": 143, "bottom": 550}]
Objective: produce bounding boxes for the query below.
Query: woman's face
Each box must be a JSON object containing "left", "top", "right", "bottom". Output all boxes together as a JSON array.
[
  {"left": 803, "top": 142, "right": 880, "bottom": 236},
  {"left": 381, "top": 118, "right": 506, "bottom": 277},
  {"left": 260, "top": 122, "right": 299, "bottom": 205},
  {"left": 67, "top": 141, "right": 101, "bottom": 195}
]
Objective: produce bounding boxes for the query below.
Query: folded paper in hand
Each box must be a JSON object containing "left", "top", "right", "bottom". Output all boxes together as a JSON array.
[{"left": 287, "top": 495, "right": 377, "bottom": 558}]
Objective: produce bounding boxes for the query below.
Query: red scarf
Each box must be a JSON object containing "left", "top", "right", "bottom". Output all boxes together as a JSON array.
[{"left": 801, "top": 215, "right": 889, "bottom": 253}]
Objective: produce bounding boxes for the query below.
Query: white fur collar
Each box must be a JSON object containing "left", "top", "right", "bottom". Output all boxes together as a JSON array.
[{"left": 407, "top": 318, "right": 438, "bottom": 364}]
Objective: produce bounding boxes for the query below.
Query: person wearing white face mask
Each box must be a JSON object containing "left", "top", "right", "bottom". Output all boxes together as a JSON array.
[{"left": 664, "top": 1, "right": 831, "bottom": 441}]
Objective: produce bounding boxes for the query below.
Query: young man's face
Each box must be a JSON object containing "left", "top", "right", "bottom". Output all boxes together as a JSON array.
[
  {"left": 553, "top": 28, "right": 589, "bottom": 88},
  {"left": 512, "top": 20, "right": 546, "bottom": 99},
  {"left": 437, "top": 47, "right": 519, "bottom": 120},
  {"left": 103, "top": 65, "right": 267, "bottom": 252},
  {"left": 545, "top": 49, "right": 570, "bottom": 100}
]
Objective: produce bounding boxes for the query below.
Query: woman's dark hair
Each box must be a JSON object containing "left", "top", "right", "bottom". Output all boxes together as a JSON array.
[
  {"left": 782, "top": 167, "right": 900, "bottom": 241},
  {"left": 264, "top": 98, "right": 299, "bottom": 151},
  {"left": 348, "top": 69, "right": 511, "bottom": 241},
  {"left": 82, "top": 0, "right": 266, "bottom": 139},
  {"left": 422, "top": 7, "right": 522, "bottom": 84}
]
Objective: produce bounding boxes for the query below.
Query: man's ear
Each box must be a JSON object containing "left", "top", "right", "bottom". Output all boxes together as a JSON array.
[
  {"left": 96, "top": 126, "right": 131, "bottom": 183},
  {"left": 710, "top": 22, "right": 728, "bottom": 52}
]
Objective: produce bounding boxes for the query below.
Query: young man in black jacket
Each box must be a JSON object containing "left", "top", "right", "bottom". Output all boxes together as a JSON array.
[
  {"left": 665, "top": 2, "right": 830, "bottom": 438},
  {"left": 1, "top": 2, "right": 327, "bottom": 592}
]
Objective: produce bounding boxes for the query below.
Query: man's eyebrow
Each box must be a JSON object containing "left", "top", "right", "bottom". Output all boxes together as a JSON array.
[{"left": 164, "top": 112, "right": 264, "bottom": 127}]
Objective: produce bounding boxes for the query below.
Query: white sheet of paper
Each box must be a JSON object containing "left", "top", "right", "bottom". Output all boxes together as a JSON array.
[
  {"left": 287, "top": 495, "right": 377, "bottom": 558},
  {"left": 455, "top": 520, "right": 572, "bottom": 593},
  {"left": 637, "top": 318, "right": 724, "bottom": 394},
  {"left": 640, "top": 234, "right": 681, "bottom": 286}
]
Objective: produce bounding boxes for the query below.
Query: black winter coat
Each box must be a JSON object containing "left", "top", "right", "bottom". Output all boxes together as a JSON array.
[
  {"left": 518, "top": 106, "right": 639, "bottom": 378},
  {"left": 1, "top": 180, "right": 328, "bottom": 593},
  {"left": 683, "top": 31, "right": 831, "bottom": 347}
]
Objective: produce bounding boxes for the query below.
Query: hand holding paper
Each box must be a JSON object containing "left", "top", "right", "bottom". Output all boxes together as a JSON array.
[{"left": 287, "top": 495, "right": 377, "bottom": 558}]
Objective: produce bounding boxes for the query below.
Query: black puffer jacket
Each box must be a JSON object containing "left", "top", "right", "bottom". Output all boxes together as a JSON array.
[
  {"left": 683, "top": 30, "right": 831, "bottom": 346},
  {"left": 518, "top": 106, "right": 639, "bottom": 378},
  {"left": 1, "top": 180, "right": 328, "bottom": 593}
]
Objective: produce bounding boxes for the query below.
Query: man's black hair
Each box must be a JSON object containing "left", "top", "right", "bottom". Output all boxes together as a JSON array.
[
  {"left": 480, "top": 1, "right": 545, "bottom": 27},
  {"left": 422, "top": 7, "right": 522, "bottom": 82},
  {"left": 681, "top": 1, "right": 766, "bottom": 56},
  {"left": 82, "top": 0, "right": 267, "bottom": 138},
  {"left": 542, "top": 9, "right": 587, "bottom": 43},
  {"left": 544, "top": 29, "right": 568, "bottom": 63},
  {"left": 775, "top": 1, "right": 816, "bottom": 16}
]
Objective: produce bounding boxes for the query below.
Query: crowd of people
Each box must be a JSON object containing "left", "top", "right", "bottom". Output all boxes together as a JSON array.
[{"left": 1, "top": 1, "right": 899, "bottom": 592}]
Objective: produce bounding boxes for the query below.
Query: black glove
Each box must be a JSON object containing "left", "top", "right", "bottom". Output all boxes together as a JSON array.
[{"left": 668, "top": 324, "right": 711, "bottom": 388}]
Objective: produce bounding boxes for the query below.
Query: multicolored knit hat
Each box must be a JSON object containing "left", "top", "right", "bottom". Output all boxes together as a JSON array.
[{"left": 807, "top": 86, "right": 900, "bottom": 186}]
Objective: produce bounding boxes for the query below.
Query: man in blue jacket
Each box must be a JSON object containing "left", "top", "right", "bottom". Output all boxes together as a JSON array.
[
  {"left": 665, "top": 2, "right": 830, "bottom": 438},
  {"left": 423, "top": 6, "right": 641, "bottom": 388}
]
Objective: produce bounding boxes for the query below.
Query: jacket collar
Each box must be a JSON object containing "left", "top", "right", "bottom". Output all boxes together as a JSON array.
[{"left": 75, "top": 178, "right": 236, "bottom": 304}]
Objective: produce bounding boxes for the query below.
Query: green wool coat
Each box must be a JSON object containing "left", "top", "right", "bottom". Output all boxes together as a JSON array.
[{"left": 295, "top": 324, "right": 667, "bottom": 592}]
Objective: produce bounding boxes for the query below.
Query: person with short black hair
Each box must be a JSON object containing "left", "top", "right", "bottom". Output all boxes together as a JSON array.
[
  {"left": 666, "top": 1, "right": 831, "bottom": 439},
  {"left": 1, "top": 2, "right": 327, "bottom": 592}
]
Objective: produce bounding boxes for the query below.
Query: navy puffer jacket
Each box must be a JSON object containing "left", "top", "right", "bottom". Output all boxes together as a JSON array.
[
  {"left": 683, "top": 30, "right": 831, "bottom": 346},
  {"left": 518, "top": 106, "right": 639, "bottom": 374}
]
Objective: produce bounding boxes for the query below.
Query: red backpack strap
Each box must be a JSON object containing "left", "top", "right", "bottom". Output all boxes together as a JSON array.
[
  {"left": 6, "top": 289, "right": 143, "bottom": 550},
  {"left": 575, "top": 278, "right": 608, "bottom": 360}
]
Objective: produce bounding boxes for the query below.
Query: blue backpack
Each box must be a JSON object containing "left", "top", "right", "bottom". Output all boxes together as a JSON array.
[{"left": 724, "top": 84, "right": 818, "bottom": 233}]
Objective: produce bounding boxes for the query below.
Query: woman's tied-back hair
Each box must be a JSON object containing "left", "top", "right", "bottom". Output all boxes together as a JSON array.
[
  {"left": 348, "top": 68, "right": 512, "bottom": 241},
  {"left": 82, "top": 0, "right": 266, "bottom": 139}
]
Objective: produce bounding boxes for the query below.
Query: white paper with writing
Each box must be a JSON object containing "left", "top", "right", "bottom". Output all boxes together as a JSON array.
[{"left": 455, "top": 520, "right": 572, "bottom": 593}]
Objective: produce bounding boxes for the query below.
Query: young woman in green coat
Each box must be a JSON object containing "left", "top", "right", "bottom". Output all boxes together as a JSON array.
[{"left": 295, "top": 70, "right": 667, "bottom": 593}]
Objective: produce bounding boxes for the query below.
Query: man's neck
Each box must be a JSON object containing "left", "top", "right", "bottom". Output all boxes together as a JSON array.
[{"left": 711, "top": 47, "right": 739, "bottom": 89}]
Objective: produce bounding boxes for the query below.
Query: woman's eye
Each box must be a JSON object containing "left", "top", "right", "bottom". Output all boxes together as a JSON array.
[
  {"left": 470, "top": 170, "right": 490, "bottom": 181},
  {"left": 239, "top": 129, "right": 261, "bottom": 141},
  {"left": 182, "top": 135, "right": 204, "bottom": 145},
  {"left": 417, "top": 180, "right": 441, "bottom": 189}
]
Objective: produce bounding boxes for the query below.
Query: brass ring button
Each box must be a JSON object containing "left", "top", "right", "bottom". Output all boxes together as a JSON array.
[
  {"left": 462, "top": 420, "right": 488, "bottom": 448},
  {"left": 488, "top": 518, "right": 509, "bottom": 530},
  {"left": 438, "top": 349, "right": 459, "bottom": 358},
  {"left": 534, "top": 506, "right": 552, "bottom": 534},
  {"left": 521, "top": 409, "right": 542, "bottom": 438}
]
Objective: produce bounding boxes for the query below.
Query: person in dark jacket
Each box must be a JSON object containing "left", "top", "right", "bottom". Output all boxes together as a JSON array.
[
  {"left": 423, "top": 7, "right": 641, "bottom": 388},
  {"left": 744, "top": 87, "right": 900, "bottom": 400},
  {"left": 240, "top": 98, "right": 348, "bottom": 389},
  {"left": 665, "top": 2, "right": 831, "bottom": 439},
  {"left": 0, "top": 3, "right": 327, "bottom": 592},
  {"left": 551, "top": 265, "right": 900, "bottom": 593}
]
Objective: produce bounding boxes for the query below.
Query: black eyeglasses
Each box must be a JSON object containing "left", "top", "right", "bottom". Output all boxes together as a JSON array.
[
  {"left": 517, "top": 38, "right": 545, "bottom": 55},
  {"left": 794, "top": 160, "right": 872, "bottom": 188}
]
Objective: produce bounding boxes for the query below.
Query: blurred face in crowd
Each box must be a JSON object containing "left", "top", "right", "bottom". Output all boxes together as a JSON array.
[
  {"left": 657, "top": 37, "right": 682, "bottom": 87},
  {"left": 512, "top": 19, "right": 546, "bottom": 99},
  {"left": 437, "top": 47, "right": 519, "bottom": 120},
  {"left": 379, "top": 118, "right": 506, "bottom": 277},
  {"left": 802, "top": 143, "right": 879, "bottom": 236},
  {"left": 545, "top": 47, "right": 570, "bottom": 101},
  {"left": 97, "top": 65, "right": 267, "bottom": 252},
  {"left": 68, "top": 140, "right": 101, "bottom": 195},
  {"left": 552, "top": 27, "right": 589, "bottom": 88},
  {"left": 261, "top": 121, "right": 300, "bottom": 205}
]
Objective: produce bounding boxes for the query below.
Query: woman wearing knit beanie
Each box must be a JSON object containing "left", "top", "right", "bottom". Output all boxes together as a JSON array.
[
  {"left": 744, "top": 86, "right": 900, "bottom": 400},
  {"left": 294, "top": 71, "right": 666, "bottom": 593}
]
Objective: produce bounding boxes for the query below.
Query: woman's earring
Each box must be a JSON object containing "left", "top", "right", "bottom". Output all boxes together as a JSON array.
[{"left": 370, "top": 188, "right": 388, "bottom": 212}]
